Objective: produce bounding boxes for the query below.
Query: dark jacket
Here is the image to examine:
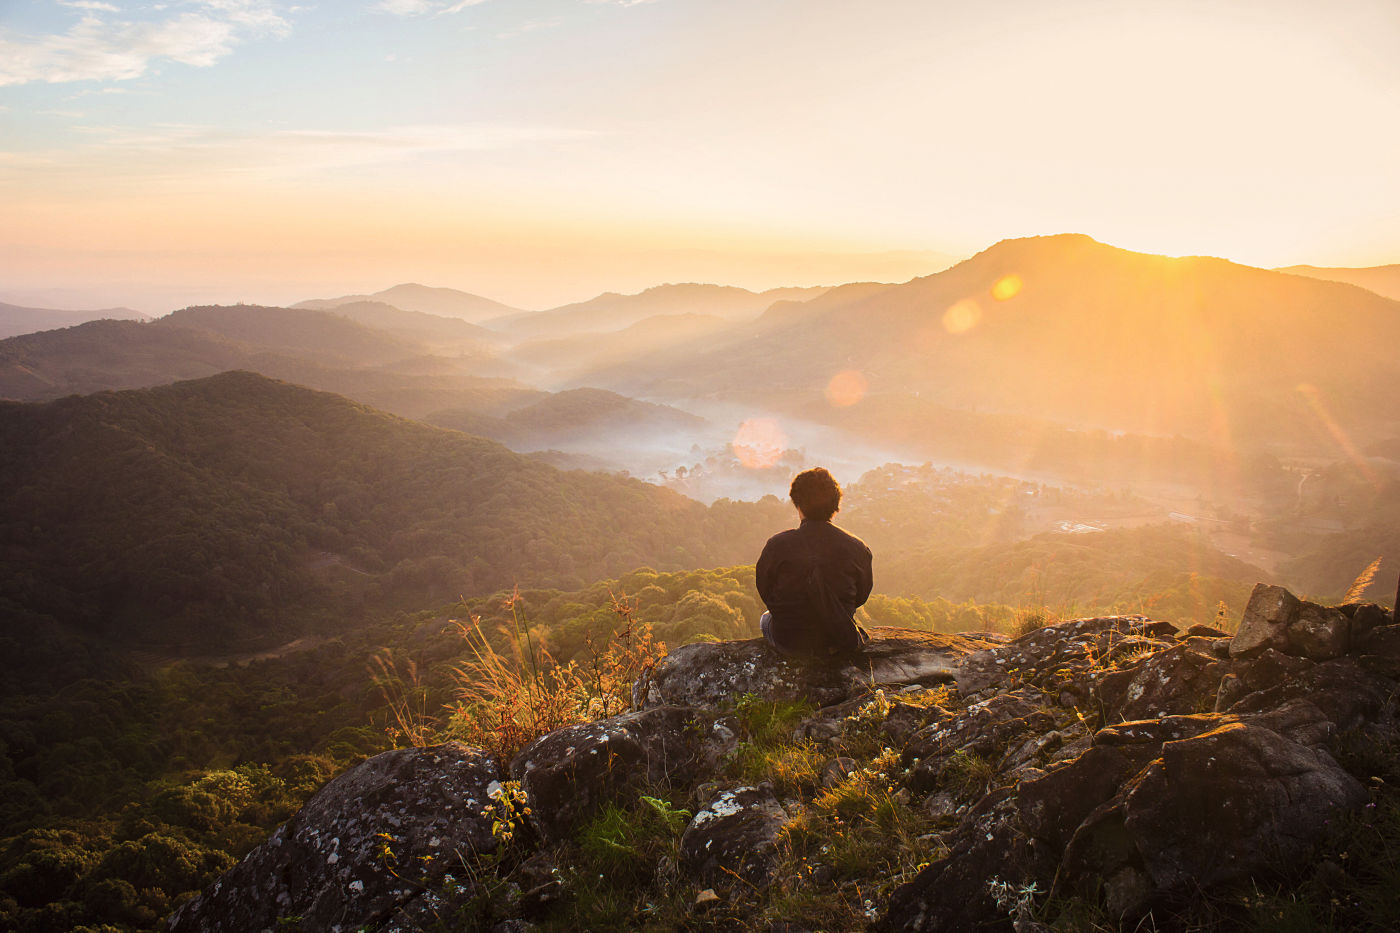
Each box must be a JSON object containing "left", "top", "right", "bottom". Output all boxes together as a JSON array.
[{"left": 756, "top": 518, "right": 873, "bottom": 655}]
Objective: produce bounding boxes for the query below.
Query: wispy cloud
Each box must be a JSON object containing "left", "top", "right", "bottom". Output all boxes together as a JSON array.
[
  {"left": 0, "top": 121, "right": 599, "bottom": 186},
  {"left": 585, "top": 0, "right": 657, "bottom": 6},
  {"left": 57, "top": 1, "right": 122, "bottom": 12},
  {"left": 0, "top": 2, "right": 292, "bottom": 87},
  {"left": 496, "top": 16, "right": 565, "bottom": 39},
  {"left": 376, "top": 0, "right": 488, "bottom": 15}
]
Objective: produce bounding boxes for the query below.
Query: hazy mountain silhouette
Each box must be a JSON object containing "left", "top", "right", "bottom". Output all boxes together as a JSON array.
[
  {"left": 507, "top": 312, "right": 734, "bottom": 382},
  {"left": 0, "top": 306, "right": 525, "bottom": 412},
  {"left": 160, "top": 305, "right": 427, "bottom": 366},
  {"left": 426, "top": 387, "right": 706, "bottom": 450},
  {"left": 0, "top": 319, "right": 252, "bottom": 399},
  {"left": 579, "top": 235, "right": 1400, "bottom": 450},
  {"left": 1276, "top": 263, "right": 1400, "bottom": 302},
  {"left": 317, "top": 300, "right": 504, "bottom": 350},
  {"left": 295, "top": 283, "right": 522, "bottom": 322},
  {"left": 484, "top": 283, "right": 830, "bottom": 339},
  {"left": 0, "top": 301, "right": 149, "bottom": 339}
]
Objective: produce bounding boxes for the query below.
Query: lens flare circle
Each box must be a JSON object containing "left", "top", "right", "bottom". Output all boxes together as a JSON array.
[
  {"left": 825, "top": 369, "right": 868, "bottom": 407},
  {"left": 992, "top": 274, "right": 1023, "bottom": 301},
  {"left": 942, "top": 298, "right": 983, "bottom": 334},
  {"left": 732, "top": 417, "right": 788, "bottom": 469}
]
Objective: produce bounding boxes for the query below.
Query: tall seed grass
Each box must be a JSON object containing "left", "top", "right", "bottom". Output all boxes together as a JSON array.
[{"left": 443, "top": 588, "right": 665, "bottom": 760}]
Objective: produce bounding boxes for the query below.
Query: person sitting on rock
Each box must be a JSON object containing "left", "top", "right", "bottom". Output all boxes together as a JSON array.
[{"left": 756, "top": 467, "right": 873, "bottom": 657}]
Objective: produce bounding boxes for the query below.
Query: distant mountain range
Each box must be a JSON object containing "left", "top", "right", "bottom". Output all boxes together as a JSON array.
[
  {"left": 484, "top": 283, "right": 831, "bottom": 338},
  {"left": 0, "top": 301, "right": 148, "bottom": 340},
  {"left": 0, "top": 304, "right": 526, "bottom": 415},
  {"left": 575, "top": 234, "right": 1400, "bottom": 453},
  {"left": 1276, "top": 263, "right": 1400, "bottom": 302},
  {"left": 0, "top": 372, "right": 782, "bottom": 652}
]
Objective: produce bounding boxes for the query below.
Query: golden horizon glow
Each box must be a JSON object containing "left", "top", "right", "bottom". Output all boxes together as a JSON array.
[{"left": 2, "top": 1, "right": 1398, "bottom": 310}]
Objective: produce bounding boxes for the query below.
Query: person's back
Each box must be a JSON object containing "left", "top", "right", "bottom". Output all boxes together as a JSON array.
[{"left": 756, "top": 467, "right": 872, "bottom": 657}]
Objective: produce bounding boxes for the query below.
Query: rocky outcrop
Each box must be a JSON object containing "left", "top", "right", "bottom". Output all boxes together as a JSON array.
[
  {"left": 168, "top": 743, "right": 500, "bottom": 933},
  {"left": 1231, "top": 582, "right": 1355, "bottom": 659},
  {"left": 508, "top": 705, "right": 726, "bottom": 843},
  {"left": 881, "top": 597, "right": 1397, "bottom": 932},
  {"left": 172, "top": 590, "right": 1400, "bottom": 933},
  {"left": 635, "top": 627, "right": 1003, "bottom": 710}
]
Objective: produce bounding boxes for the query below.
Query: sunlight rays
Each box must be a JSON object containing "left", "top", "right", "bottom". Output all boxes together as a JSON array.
[{"left": 1295, "top": 383, "right": 1380, "bottom": 488}]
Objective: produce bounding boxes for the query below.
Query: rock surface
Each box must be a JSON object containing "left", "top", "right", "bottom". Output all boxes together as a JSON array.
[
  {"left": 679, "top": 784, "right": 789, "bottom": 885},
  {"left": 1230, "top": 584, "right": 1301, "bottom": 657},
  {"left": 635, "top": 627, "right": 1003, "bottom": 711},
  {"left": 169, "top": 743, "right": 499, "bottom": 933}
]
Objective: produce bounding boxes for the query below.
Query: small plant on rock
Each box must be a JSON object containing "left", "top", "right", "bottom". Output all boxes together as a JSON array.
[{"left": 939, "top": 749, "right": 996, "bottom": 801}]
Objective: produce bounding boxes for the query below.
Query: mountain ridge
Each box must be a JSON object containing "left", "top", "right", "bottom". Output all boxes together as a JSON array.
[
  {"left": 0, "top": 301, "right": 150, "bottom": 340},
  {"left": 294, "top": 283, "right": 522, "bottom": 323}
]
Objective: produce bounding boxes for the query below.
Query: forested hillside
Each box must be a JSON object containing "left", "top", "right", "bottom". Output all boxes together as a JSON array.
[{"left": 0, "top": 372, "right": 786, "bottom": 657}]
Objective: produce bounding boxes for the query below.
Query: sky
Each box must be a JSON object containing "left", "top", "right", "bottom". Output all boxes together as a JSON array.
[{"left": 2, "top": 0, "right": 1399, "bottom": 312}]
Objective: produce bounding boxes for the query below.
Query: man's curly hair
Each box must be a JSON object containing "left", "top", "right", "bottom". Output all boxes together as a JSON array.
[{"left": 790, "top": 467, "right": 841, "bottom": 521}]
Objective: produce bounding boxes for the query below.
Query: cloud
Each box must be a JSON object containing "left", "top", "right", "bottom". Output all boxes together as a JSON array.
[
  {"left": 496, "top": 16, "right": 565, "bottom": 39},
  {"left": 585, "top": 0, "right": 657, "bottom": 6},
  {"left": 377, "top": 0, "right": 488, "bottom": 15},
  {"left": 0, "top": 121, "right": 599, "bottom": 186},
  {"left": 377, "top": 0, "right": 434, "bottom": 13},
  {"left": 0, "top": 2, "right": 291, "bottom": 87},
  {"left": 57, "top": 1, "right": 122, "bottom": 11}
]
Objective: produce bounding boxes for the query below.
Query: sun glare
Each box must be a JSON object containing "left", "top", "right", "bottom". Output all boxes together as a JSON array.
[
  {"left": 942, "top": 298, "right": 983, "bottom": 335},
  {"left": 732, "top": 417, "right": 788, "bottom": 469},
  {"left": 825, "top": 369, "right": 869, "bottom": 408}
]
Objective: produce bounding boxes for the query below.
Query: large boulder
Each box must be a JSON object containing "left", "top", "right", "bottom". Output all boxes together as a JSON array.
[
  {"left": 509, "top": 705, "right": 718, "bottom": 842},
  {"left": 1064, "top": 721, "right": 1368, "bottom": 911},
  {"left": 1230, "top": 584, "right": 1301, "bottom": 658},
  {"left": 1287, "top": 603, "right": 1350, "bottom": 659},
  {"left": 635, "top": 628, "right": 1001, "bottom": 711},
  {"left": 169, "top": 743, "right": 499, "bottom": 933},
  {"left": 1231, "top": 584, "right": 1352, "bottom": 661}
]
